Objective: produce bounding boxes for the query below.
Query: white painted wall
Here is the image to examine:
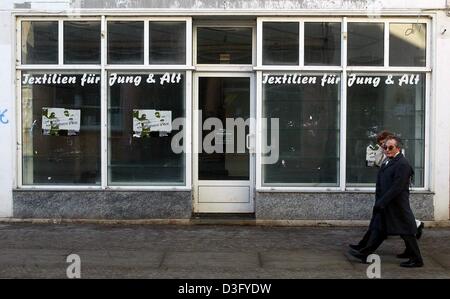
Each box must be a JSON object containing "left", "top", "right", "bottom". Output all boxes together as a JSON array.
[
  {"left": 0, "top": 0, "right": 71, "bottom": 218},
  {"left": 0, "top": 0, "right": 448, "bottom": 219},
  {"left": 0, "top": 0, "right": 70, "bottom": 10},
  {"left": 0, "top": 8, "right": 14, "bottom": 217},
  {"left": 1, "top": 0, "right": 448, "bottom": 11},
  {"left": 432, "top": 11, "right": 450, "bottom": 221}
]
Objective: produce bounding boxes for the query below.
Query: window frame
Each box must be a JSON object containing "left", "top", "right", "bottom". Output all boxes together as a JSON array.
[
  {"left": 259, "top": 71, "right": 342, "bottom": 188},
  {"left": 303, "top": 21, "right": 342, "bottom": 67},
  {"left": 14, "top": 15, "right": 431, "bottom": 192},
  {"left": 193, "top": 21, "right": 257, "bottom": 72},
  {"left": 106, "top": 70, "right": 188, "bottom": 187},
  {"left": 16, "top": 16, "right": 193, "bottom": 191},
  {"left": 255, "top": 17, "right": 431, "bottom": 192}
]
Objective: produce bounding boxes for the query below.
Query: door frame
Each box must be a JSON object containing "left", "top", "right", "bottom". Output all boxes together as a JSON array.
[{"left": 193, "top": 72, "right": 256, "bottom": 213}]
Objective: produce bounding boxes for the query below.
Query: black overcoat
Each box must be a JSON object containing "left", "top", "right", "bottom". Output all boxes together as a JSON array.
[{"left": 369, "top": 153, "right": 417, "bottom": 236}]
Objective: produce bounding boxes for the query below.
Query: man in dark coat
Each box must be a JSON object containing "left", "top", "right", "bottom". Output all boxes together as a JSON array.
[
  {"left": 349, "top": 131, "right": 424, "bottom": 257},
  {"left": 349, "top": 136, "right": 424, "bottom": 267}
]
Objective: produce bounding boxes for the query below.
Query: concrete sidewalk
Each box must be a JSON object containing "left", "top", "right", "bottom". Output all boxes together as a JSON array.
[{"left": 0, "top": 223, "right": 449, "bottom": 279}]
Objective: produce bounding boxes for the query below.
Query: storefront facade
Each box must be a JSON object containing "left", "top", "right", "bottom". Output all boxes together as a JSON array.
[{"left": 0, "top": 0, "right": 449, "bottom": 222}]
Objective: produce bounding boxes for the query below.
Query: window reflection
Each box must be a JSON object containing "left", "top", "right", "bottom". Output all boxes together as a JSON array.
[
  {"left": 347, "top": 23, "right": 384, "bottom": 66},
  {"left": 108, "top": 73, "right": 185, "bottom": 185},
  {"left": 304, "top": 22, "right": 341, "bottom": 66},
  {"left": 108, "top": 21, "right": 144, "bottom": 64},
  {"left": 64, "top": 21, "right": 101, "bottom": 64},
  {"left": 263, "top": 22, "right": 299, "bottom": 65},
  {"left": 22, "top": 73, "right": 101, "bottom": 185},
  {"left": 262, "top": 73, "right": 340, "bottom": 186},
  {"left": 198, "top": 77, "right": 250, "bottom": 180},
  {"left": 390, "top": 23, "right": 426, "bottom": 67},
  {"left": 346, "top": 74, "right": 425, "bottom": 186},
  {"left": 149, "top": 22, "right": 186, "bottom": 64},
  {"left": 21, "top": 21, "right": 58, "bottom": 64},
  {"left": 197, "top": 27, "right": 252, "bottom": 64}
]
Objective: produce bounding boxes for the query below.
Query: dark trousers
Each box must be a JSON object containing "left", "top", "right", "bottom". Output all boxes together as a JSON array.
[
  {"left": 401, "top": 235, "right": 423, "bottom": 262},
  {"left": 357, "top": 229, "right": 372, "bottom": 248},
  {"left": 359, "top": 230, "right": 423, "bottom": 262},
  {"left": 359, "top": 229, "right": 386, "bottom": 255}
]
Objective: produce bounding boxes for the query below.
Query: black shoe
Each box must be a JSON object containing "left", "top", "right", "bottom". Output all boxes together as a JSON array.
[
  {"left": 349, "top": 244, "right": 363, "bottom": 250},
  {"left": 348, "top": 249, "right": 369, "bottom": 264},
  {"left": 400, "top": 259, "right": 424, "bottom": 268},
  {"left": 416, "top": 222, "right": 424, "bottom": 240},
  {"left": 396, "top": 251, "right": 412, "bottom": 259}
]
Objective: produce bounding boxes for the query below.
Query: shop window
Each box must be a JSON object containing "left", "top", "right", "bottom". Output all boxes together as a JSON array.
[
  {"left": 149, "top": 21, "right": 186, "bottom": 64},
  {"left": 197, "top": 27, "right": 252, "bottom": 64},
  {"left": 108, "top": 73, "right": 185, "bottom": 185},
  {"left": 64, "top": 21, "right": 101, "bottom": 64},
  {"left": 21, "top": 72, "right": 101, "bottom": 185},
  {"left": 304, "top": 22, "right": 341, "bottom": 66},
  {"left": 107, "top": 21, "right": 144, "bottom": 64},
  {"left": 347, "top": 23, "right": 384, "bottom": 66},
  {"left": 262, "top": 73, "right": 340, "bottom": 186},
  {"left": 21, "top": 21, "right": 58, "bottom": 64},
  {"left": 390, "top": 23, "right": 426, "bottom": 67},
  {"left": 263, "top": 22, "right": 299, "bottom": 65},
  {"left": 346, "top": 74, "right": 425, "bottom": 187}
]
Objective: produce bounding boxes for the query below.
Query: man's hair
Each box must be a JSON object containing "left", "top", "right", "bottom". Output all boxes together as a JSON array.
[
  {"left": 376, "top": 130, "right": 394, "bottom": 144},
  {"left": 386, "top": 135, "right": 403, "bottom": 149}
]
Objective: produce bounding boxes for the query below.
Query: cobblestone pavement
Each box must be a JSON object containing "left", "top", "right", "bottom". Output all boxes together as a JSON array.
[{"left": 0, "top": 223, "right": 449, "bottom": 279}]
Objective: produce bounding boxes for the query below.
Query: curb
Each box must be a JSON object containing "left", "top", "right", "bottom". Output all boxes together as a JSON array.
[{"left": 1, "top": 218, "right": 449, "bottom": 227}]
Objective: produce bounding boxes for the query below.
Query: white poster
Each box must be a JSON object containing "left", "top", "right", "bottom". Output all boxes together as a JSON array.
[
  {"left": 42, "top": 107, "right": 81, "bottom": 136},
  {"left": 133, "top": 109, "right": 172, "bottom": 138}
]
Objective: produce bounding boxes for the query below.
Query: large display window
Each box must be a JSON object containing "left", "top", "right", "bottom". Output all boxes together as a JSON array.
[
  {"left": 262, "top": 73, "right": 340, "bottom": 186},
  {"left": 17, "top": 17, "right": 430, "bottom": 191},
  {"left": 257, "top": 18, "right": 429, "bottom": 190},
  {"left": 21, "top": 72, "right": 101, "bottom": 185},
  {"left": 18, "top": 17, "right": 191, "bottom": 188},
  {"left": 346, "top": 74, "right": 426, "bottom": 187},
  {"left": 108, "top": 73, "right": 186, "bottom": 185}
]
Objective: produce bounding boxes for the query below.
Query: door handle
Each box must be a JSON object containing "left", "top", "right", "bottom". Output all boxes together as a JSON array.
[{"left": 246, "top": 134, "right": 252, "bottom": 150}]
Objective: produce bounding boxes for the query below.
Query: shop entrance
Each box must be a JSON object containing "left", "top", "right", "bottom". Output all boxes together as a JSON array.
[{"left": 193, "top": 73, "right": 255, "bottom": 213}]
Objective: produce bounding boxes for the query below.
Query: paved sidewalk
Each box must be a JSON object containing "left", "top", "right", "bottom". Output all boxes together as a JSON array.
[{"left": 0, "top": 223, "right": 449, "bottom": 279}]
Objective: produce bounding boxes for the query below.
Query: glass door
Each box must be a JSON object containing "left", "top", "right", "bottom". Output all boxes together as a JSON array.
[{"left": 193, "top": 73, "right": 255, "bottom": 213}]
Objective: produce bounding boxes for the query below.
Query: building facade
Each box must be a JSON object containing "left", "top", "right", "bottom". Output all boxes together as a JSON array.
[{"left": 0, "top": 0, "right": 449, "bottom": 222}]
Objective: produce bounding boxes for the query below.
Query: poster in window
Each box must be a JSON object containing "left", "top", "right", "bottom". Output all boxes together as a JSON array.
[
  {"left": 42, "top": 107, "right": 81, "bottom": 136},
  {"left": 133, "top": 109, "right": 172, "bottom": 138}
]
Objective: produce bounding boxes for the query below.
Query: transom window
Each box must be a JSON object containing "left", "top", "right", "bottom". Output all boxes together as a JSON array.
[{"left": 196, "top": 26, "right": 253, "bottom": 65}]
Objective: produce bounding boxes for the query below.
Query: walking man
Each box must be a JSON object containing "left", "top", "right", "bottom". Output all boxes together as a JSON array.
[
  {"left": 349, "top": 136, "right": 424, "bottom": 267},
  {"left": 351, "top": 131, "right": 424, "bottom": 256}
]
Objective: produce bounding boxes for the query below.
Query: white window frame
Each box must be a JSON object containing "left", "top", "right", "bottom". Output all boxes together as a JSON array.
[
  {"left": 256, "top": 17, "right": 343, "bottom": 72},
  {"left": 255, "top": 17, "right": 431, "bottom": 192},
  {"left": 16, "top": 16, "right": 193, "bottom": 191},
  {"left": 193, "top": 21, "right": 256, "bottom": 72}
]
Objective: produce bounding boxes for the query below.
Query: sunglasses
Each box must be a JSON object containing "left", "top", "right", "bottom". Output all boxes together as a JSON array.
[{"left": 382, "top": 145, "right": 396, "bottom": 151}]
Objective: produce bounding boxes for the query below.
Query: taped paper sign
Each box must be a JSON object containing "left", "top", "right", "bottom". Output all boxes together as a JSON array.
[
  {"left": 42, "top": 107, "right": 81, "bottom": 136},
  {"left": 133, "top": 109, "right": 172, "bottom": 138},
  {"left": 366, "top": 144, "right": 381, "bottom": 167}
]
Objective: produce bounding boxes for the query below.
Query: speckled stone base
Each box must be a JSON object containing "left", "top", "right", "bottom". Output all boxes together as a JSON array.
[
  {"left": 255, "top": 192, "right": 434, "bottom": 220},
  {"left": 13, "top": 191, "right": 192, "bottom": 219},
  {"left": 13, "top": 190, "right": 434, "bottom": 220}
]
